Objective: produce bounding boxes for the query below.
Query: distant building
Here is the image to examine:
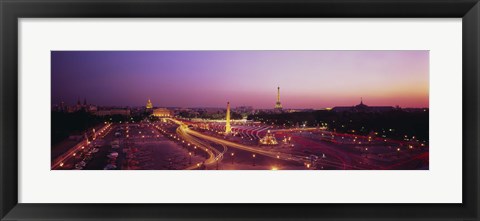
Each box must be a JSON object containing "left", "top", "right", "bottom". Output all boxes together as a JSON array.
[
  {"left": 95, "top": 109, "right": 131, "bottom": 116},
  {"left": 152, "top": 108, "right": 171, "bottom": 117},
  {"left": 87, "top": 105, "right": 98, "bottom": 113},
  {"left": 56, "top": 98, "right": 97, "bottom": 113},
  {"left": 202, "top": 108, "right": 224, "bottom": 114},
  {"left": 403, "top": 108, "right": 429, "bottom": 113},
  {"left": 234, "top": 106, "right": 254, "bottom": 114},
  {"left": 146, "top": 99, "right": 153, "bottom": 109},
  {"left": 332, "top": 98, "right": 395, "bottom": 113},
  {"left": 110, "top": 109, "right": 131, "bottom": 115}
]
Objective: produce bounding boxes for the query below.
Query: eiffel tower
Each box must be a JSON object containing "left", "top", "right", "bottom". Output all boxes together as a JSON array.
[{"left": 275, "top": 86, "right": 283, "bottom": 110}]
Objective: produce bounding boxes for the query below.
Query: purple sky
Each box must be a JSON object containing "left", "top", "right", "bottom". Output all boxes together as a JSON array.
[{"left": 51, "top": 51, "right": 429, "bottom": 109}]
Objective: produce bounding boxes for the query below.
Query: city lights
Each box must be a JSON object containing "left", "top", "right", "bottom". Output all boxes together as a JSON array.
[{"left": 51, "top": 51, "right": 429, "bottom": 171}]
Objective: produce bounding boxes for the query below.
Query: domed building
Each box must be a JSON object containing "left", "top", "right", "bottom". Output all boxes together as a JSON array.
[
  {"left": 146, "top": 99, "right": 153, "bottom": 109},
  {"left": 332, "top": 98, "right": 395, "bottom": 113}
]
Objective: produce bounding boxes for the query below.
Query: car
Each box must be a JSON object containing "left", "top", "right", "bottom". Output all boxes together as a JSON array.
[
  {"left": 74, "top": 162, "right": 85, "bottom": 169},
  {"left": 108, "top": 152, "right": 119, "bottom": 158},
  {"left": 309, "top": 155, "right": 319, "bottom": 161},
  {"left": 103, "top": 164, "right": 117, "bottom": 170}
]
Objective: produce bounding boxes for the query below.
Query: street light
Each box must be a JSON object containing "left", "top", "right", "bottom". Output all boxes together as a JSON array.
[
  {"left": 252, "top": 154, "right": 256, "bottom": 166},
  {"left": 189, "top": 152, "right": 192, "bottom": 165},
  {"left": 231, "top": 152, "right": 235, "bottom": 164}
]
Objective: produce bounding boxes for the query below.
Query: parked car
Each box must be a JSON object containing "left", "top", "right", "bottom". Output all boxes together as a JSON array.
[{"left": 103, "top": 164, "right": 117, "bottom": 170}]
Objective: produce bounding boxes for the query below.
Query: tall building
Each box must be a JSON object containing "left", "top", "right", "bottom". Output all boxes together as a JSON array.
[
  {"left": 225, "top": 101, "right": 232, "bottom": 134},
  {"left": 275, "top": 86, "right": 283, "bottom": 110},
  {"left": 146, "top": 99, "right": 153, "bottom": 109}
]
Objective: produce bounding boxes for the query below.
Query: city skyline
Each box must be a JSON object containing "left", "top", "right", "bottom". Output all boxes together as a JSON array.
[{"left": 52, "top": 51, "right": 429, "bottom": 109}]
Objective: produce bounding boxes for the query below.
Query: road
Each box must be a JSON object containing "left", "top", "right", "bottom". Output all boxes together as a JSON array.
[
  {"left": 170, "top": 118, "right": 429, "bottom": 170},
  {"left": 174, "top": 123, "right": 219, "bottom": 169},
  {"left": 52, "top": 123, "right": 112, "bottom": 169},
  {"left": 171, "top": 119, "right": 307, "bottom": 165}
]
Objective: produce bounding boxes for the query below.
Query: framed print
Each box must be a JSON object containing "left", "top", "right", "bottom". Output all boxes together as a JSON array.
[{"left": 1, "top": 0, "right": 479, "bottom": 220}]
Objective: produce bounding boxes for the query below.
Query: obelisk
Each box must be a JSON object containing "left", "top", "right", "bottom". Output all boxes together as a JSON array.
[{"left": 225, "top": 101, "right": 231, "bottom": 134}]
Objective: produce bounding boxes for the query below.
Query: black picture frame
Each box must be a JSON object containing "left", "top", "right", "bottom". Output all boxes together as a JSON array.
[{"left": 1, "top": 0, "right": 479, "bottom": 220}]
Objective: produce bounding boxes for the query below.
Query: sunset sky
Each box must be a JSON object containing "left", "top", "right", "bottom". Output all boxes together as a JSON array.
[{"left": 51, "top": 51, "right": 429, "bottom": 109}]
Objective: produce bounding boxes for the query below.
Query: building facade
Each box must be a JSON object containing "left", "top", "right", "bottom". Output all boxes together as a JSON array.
[{"left": 152, "top": 108, "right": 172, "bottom": 117}]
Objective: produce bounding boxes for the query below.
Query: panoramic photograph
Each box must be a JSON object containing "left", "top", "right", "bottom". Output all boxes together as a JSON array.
[{"left": 51, "top": 51, "right": 429, "bottom": 170}]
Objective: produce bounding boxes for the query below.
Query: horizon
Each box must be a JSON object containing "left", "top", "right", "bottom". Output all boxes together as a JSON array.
[
  {"left": 52, "top": 51, "right": 429, "bottom": 109},
  {"left": 54, "top": 98, "right": 429, "bottom": 110}
]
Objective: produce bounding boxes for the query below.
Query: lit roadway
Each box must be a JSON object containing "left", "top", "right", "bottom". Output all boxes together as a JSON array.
[
  {"left": 170, "top": 119, "right": 307, "bottom": 165},
  {"left": 51, "top": 123, "right": 112, "bottom": 169},
  {"left": 172, "top": 119, "right": 384, "bottom": 170},
  {"left": 175, "top": 123, "right": 227, "bottom": 169}
]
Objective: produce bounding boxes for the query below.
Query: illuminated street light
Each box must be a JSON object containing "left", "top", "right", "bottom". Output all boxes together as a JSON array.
[{"left": 189, "top": 152, "right": 192, "bottom": 165}]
